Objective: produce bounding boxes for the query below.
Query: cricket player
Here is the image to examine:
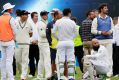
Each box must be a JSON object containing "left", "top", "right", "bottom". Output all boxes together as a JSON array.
[
  {"left": 46, "top": 9, "right": 62, "bottom": 79},
  {"left": 15, "top": 10, "right": 32, "bottom": 80},
  {"left": 37, "top": 10, "right": 52, "bottom": 80},
  {"left": 83, "top": 39, "right": 110, "bottom": 80},
  {"left": 52, "top": 8, "right": 78, "bottom": 80}
]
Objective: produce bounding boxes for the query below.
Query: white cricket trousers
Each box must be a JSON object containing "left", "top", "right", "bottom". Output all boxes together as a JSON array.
[
  {"left": 1, "top": 45, "right": 14, "bottom": 80},
  {"left": 83, "top": 56, "right": 110, "bottom": 80},
  {"left": 15, "top": 45, "right": 29, "bottom": 79},
  {"left": 57, "top": 41, "right": 75, "bottom": 79},
  {"left": 38, "top": 43, "right": 52, "bottom": 79},
  {"left": 98, "top": 39, "right": 113, "bottom": 74}
]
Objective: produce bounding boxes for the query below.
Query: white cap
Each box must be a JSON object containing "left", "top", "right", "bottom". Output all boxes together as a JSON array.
[{"left": 2, "top": 3, "right": 15, "bottom": 13}]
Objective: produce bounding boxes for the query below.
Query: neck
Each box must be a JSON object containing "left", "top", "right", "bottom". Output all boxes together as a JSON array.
[
  {"left": 20, "top": 19, "right": 26, "bottom": 23},
  {"left": 87, "top": 17, "right": 90, "bottom": 19},
  {"left": 87, "top": 17, "right": 93, "bottom": 20},
  {"left": 33, "top": 20, "right": 37, "bottom": 24},
  {"left": 42, "top": 18, "right": 46, "bottom": 21},
  {"left": 54, "top": 18, "right": 57, "bottom": 21},
  {"left": 64, "top": 16, "right": 69, "bottom": 18},
  {"left": 100, "top": 12, "right": 106, "bottom": 18}
]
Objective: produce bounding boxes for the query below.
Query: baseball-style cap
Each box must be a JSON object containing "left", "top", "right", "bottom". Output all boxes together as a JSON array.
[
  {"left": 20, "top": 10, "right": 30, "bottom": 16},
  {"left": 40, "top": 10, "right": 49, "bottom": 16}
]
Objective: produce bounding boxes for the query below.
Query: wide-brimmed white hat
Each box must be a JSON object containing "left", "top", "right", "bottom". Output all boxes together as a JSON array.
[{"left": 2, "top": 3, "right": 15, "bottom": 13}]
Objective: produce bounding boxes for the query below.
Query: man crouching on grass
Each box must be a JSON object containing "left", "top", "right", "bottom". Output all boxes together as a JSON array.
[{"left": 83, "top": 38, "right": 111, "bottom": 80}]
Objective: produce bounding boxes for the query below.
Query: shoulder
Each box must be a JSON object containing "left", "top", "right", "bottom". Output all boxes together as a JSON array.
[
  {"left": 47, "top": 21, "right": 53, "bottom": 26},
  {"left": 47, "top": 21, "right": 53, "bottom": 28},
  {"left": 56, "top": 18, "right": 62, "bottom": 23},
  {"left": 92, "top": 17, "right": 98, "bottom": 24},
  {"left": 10, "top": 17, "right": 16, "bottom": 22},
  {"left": 99, "top": 45, "right": 106, "bottom": 51},
  {"left": 26, "top": 21, "right": 32, "bottom": 28}
]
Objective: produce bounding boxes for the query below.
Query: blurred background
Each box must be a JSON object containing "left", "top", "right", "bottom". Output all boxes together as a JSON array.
[{"left": 0, "top": 0, "right": 119, "bottom": 23}]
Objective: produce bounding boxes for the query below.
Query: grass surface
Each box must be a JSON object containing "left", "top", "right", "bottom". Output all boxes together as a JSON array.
[{"left": 13, "top": 67, "right": 119, "bottom": 80}]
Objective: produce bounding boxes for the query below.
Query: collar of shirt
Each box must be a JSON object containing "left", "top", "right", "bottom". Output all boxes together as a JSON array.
[
  {"left": 31, "top": 20, "right": 39, "bottom": 29},
  {"left": 31, "top": 20, "right": 38, "bottom": 25},
  {"left": 86, "top": 18, "right": 92, "bottom": 20},
  {"left": 19, "top": 20, "right": 27, "bottom": 24},
  {"left": 41, "top": 18, "right": 48, "bottom": 24},
  {"left": 98, "top": 14, "right": 108, "bottom": 19},
  {"left": 62, "top": 16, "right": 70, "bottom": 19},
  {"left": 19, "top": 20, "right": 27, "bottom": 28},
  {"left": 16, "top": 17, "right": 20, "bottom": 20}
]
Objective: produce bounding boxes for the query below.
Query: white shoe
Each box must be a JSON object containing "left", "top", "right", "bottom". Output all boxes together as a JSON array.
[
  {"left": 34, "top": 76, "right": 46, "bottom": 80},
  {"left": 114, "top": 75, "right": 119, "bottom": 77},
  {"left": 106, "top": 78, "right": 111, "bottom": 80},
  {"left": 28, "top": 75, "right": 33, "bottom": 78},
  {"left": 64, "top": 76, "right": 68, "bottom": 80},
  {"left": 107, "top": 72, "right": 113, "bottom": 77}
]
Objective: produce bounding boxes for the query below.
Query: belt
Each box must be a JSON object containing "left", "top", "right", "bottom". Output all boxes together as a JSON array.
[{"left": 18, "top": 43, "right": 30, "bottom": 45}]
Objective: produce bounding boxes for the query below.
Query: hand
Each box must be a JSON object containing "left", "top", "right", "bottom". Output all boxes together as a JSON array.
[
  {"left": 101, "top": 31, "right": 107, "bottom": 36},
  {"left": 106, "top": 31, "right": 111, "bottom": 36},
  {"left": 101, "top": 31, "right": 111, "bottom": 36},
  {"left": 32, "top": 40, "right": 38, "bottom": 45},
  {"left": 29, "top": 32, "right": 33, "bottom": 37}
]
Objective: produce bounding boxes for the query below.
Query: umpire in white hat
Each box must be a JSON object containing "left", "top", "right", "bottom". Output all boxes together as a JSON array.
[{"left": 0, "top": 2, "right": 17, "bottom": 80}]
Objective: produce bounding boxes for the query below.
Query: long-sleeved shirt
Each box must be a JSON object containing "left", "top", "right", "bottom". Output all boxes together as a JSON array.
[
  {"left": 52, "top": 17, "right": 78, "bottom": 41},
  {"left": 16, "top": 20, "right": 32, "bottom": 44},
  {"left": 46, "top": 20, "right": 55, "bottom": 45},
  {"left": 91, "top": 14, "right": 113, "bottom": 35},
  {"left": 30, "top": 20, "right": 39, "bottom": 42},
  {"left": 113, "top": 23, "right": 119, "bottom": 46},
  {"left": 37, "top": 19, "right": 48, "bottom": 43},
  {"left": 80, "top": 18, "right": 93, "bottom": 41},
  {"left": 85, "top": 45, "right": 110, "bottom": 67}
]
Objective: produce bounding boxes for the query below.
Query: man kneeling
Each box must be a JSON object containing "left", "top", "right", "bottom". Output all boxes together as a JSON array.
[{"left": 83, "top": 38, "right": 111, "bottom": 80}]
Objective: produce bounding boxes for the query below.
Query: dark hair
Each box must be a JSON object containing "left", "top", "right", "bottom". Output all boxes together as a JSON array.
[
  {"left": 31, "top": 12, "right": 38, "bottom": 18},
  {"left": 63, "top": 8, "right": 71, "bottom": 16},
  {"left": 86, "top": 10, "right": 93, "bottom": 17},
  {"left": 40, "top": 11, "right": 49, "bottom": 16},
  {"left": 4, "top": 10, "right": 8, "bottom": 12},
  {"left": 98, "top": 3, "right": 108, "bottom": 13},
  {"left": 53, "top": 11, "right": 59, "bottom": 17},
  {"left": 16, "top": 9, "right": 21, "bottom": 16},
  {"left": 113, "top": 17, "right": 118, "bottom": 20},
  {"left": 92, "top": 9, "right": 98, "bottom": 12},
  {"left": 71, "top": 17, "right": 77, "bottom": 23}
]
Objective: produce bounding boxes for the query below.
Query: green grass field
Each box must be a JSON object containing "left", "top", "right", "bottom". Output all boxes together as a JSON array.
[{"left": 13, "top": 67, "right": 119, "bottom": 80}]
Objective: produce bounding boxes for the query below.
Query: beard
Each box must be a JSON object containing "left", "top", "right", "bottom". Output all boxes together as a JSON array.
[
  {"left": 104, "top": 11, "right": 108, "bottom": 14},
  {"left": 93, "top": 46, "right": 100, "bottom": 51}
]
